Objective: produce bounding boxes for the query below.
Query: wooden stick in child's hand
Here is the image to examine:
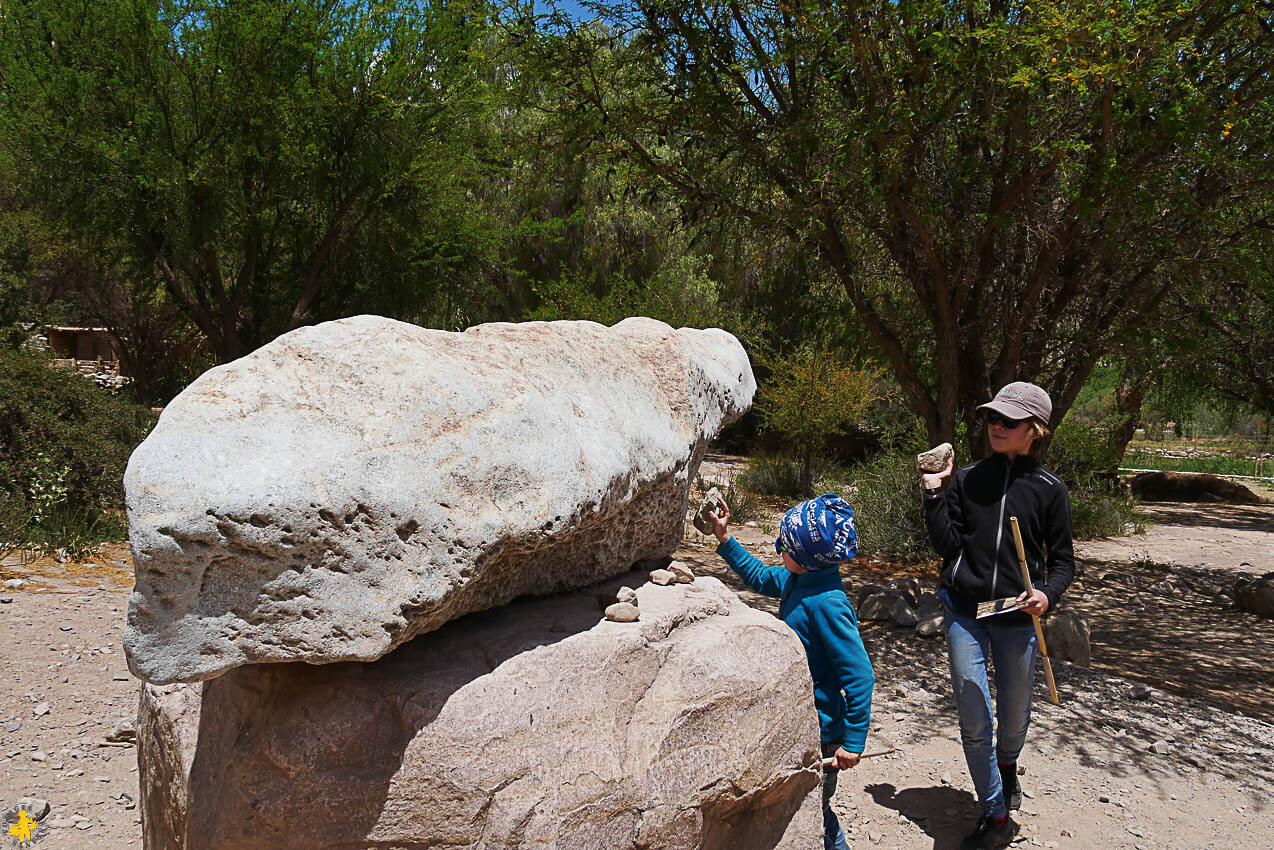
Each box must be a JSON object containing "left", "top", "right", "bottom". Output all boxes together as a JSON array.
[
  {"left": 818, "top": 746, "right": 895, "bottom": 767},
  {"left": 1009, "top": 516, "right": 1060, "bottom": 706}
]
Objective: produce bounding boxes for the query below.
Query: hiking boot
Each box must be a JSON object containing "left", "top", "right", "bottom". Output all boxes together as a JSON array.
[
  {"left": 999, "top": 762, "right": 1022, "bottom": 811},
  {"left": 959, "top": 814, "right": 1016, "bottom": 850}
]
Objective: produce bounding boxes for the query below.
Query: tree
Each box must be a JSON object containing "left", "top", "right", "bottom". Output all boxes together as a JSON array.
[
  {"left": 754, "top": 344, "right": 881, "bottom": 494},
  {"left": 534, "top": 1, "right": 1274, "bottom": 453},
  {"left": 0, "top": 0, "right": 499, "bottom": 362},
  {"left": 1166, "top": 224, "right": 1274, "bottom": 417}
]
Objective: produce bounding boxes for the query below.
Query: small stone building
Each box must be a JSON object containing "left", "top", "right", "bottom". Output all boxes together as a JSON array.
[{"left": 45, "top": 326, "right": 130, "bottom": 377}]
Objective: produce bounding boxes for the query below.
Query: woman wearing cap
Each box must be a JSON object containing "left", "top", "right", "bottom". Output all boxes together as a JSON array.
[{"left": 918, "top": 382, "right": 1075, "bottom": 850}]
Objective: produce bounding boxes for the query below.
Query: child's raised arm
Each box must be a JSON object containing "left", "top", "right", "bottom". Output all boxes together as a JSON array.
[{"left": 711, "top": 506, "right": 789, "bottom": 598}]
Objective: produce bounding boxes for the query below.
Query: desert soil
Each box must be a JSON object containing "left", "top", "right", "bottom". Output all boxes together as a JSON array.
[{"left": 3, "top": 474, "right": 1274, "bottom": 849}]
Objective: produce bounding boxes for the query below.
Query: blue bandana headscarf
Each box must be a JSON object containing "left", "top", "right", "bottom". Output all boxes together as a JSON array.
[{"left": 775, "top": 494, "right": 858, "bottom": 570}]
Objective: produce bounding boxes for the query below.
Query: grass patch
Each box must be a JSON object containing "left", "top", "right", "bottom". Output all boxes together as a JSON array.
[{"left": 1122, "top": 448, "right": 1271, "bottom": 479}]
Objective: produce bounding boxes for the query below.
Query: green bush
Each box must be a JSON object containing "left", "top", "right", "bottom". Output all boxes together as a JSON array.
[
  {"left": 1046, "top": 421, "right": 1121, "bottom": 484},
  {"left": 1045, "top": 421, "right": 1141, "bottom": 539},
  {"left": 0, "top": 348, "right": 153, "bottom": 552},
  {"left": 737, "top": 452, "right": 843, "bottom": 501},
  {"left": 720, "top": 481, "right": 763, "bottom": 525},
  {"left": 839, "top": 451, "right": 930, "bottom": 557}
]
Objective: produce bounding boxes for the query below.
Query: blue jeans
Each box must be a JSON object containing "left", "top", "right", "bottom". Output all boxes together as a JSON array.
[
  {"left": 820, "top": 742, "right": 851, "bottom": 850},
  {"left": 943, "top": 605, "right": 1038, "bottom": 820}
]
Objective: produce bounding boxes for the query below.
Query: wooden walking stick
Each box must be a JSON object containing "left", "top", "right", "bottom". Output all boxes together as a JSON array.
[
  {"left": 818, "top": 746, "right": 896, "bottom": 768},
  {"left": 1009, "top": 517, "right": 1060, "bottom": 706}
]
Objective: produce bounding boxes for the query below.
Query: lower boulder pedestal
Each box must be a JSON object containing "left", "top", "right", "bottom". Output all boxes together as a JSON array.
[{"left": 138, "top": 576, "right": 822, "bottom": 850}]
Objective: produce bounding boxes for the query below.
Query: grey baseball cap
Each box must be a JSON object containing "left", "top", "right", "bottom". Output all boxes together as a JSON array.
[{"left": 977, "top": 381, "right": 1052, "bottom": 424}]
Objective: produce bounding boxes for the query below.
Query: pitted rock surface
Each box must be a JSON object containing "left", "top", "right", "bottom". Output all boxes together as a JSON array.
[
  {"left": 136, "top": 576, "right": 823, "bottom": 850},
  {"left": 124, "top": 316, "right": 754, "bottom": 683}
]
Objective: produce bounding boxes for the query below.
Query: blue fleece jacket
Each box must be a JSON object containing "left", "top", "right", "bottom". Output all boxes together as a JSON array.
[{"left": 716, "top": 536, "right": 875, "bottom": 752}]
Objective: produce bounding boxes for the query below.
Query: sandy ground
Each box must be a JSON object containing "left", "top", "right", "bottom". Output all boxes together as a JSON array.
[{"left": 3, "top": 491, "right": 1273, "bottom": 849}]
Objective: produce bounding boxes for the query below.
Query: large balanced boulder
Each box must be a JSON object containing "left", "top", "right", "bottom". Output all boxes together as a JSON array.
[
  {"left": 137, "top": 575, "right": 823, "bottom": 850},
  {"left": 125, "top": 316, "right": 755, "bottom": 683}
]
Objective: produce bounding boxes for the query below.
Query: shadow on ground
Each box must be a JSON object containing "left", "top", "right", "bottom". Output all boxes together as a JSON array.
[
  {"left": 677, "top": 533, "right": 1274, "bottom": 807},
  {"left": 865, "top": 783, "right": 983, "bottom": 850},
  {"left": 1136, "top": 501, "right": 1274, "bottom": 533}
]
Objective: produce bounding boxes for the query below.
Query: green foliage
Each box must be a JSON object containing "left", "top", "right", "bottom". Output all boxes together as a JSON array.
[
  {"left": 538, "top": 1, "right": 1274, "bottom": 451},
  {"left": 753, "top": 345, "right": 881, "bottom": 494},
  {"left": 1069, "top": 480, "right": 1142, "bottom": 541},
  {"left": 1123, "top": 448, "right": 1270, "bottom": 479},
  {"left": 0, "top": 0, "right": 501, "bottom": 361},
  {"left": 719, "top": 481, "right": 763, "bottom": 526},
  {"left": 1047, "top": 422, "right": 1123, "bottom": 486},
  {"left": 840, "top": 452, "right": 930, "bottom": 558},
  {"left": 0, "top": 348, "right": 154, "bottom": 515},
  {"left": 737, "top": 452, "right": 836, "bottom": 502}
]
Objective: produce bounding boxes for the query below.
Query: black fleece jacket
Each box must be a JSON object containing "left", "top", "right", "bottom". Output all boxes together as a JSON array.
[{"left": 923, "top": 453, "right": 1075, "bottom": 626}]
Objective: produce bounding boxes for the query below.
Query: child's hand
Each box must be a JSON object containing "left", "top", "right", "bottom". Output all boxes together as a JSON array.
[
  {"left": 708, "top": 503, "right": 730, "bottom": 542},
  {"left": 918, "top": 456, "right": 954, "bottom": 491},
  {"left": 833, "top": 747, "right": 860, "bottom": 769}
]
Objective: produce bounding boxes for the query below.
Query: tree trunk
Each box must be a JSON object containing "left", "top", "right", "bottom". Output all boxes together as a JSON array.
[{"left": 1106, "top": 373, "right": 1147, "bottom": 469}]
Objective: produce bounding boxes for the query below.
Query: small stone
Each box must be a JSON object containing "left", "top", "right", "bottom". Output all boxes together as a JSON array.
[
  {"left": 649, "top": 569, "right": 676, "bottom": 586},
  {"left": 668, "top": 561, "right": 695, "bottom": 584},
  {"left": 1128, "top": 826, "right": 1144, "bottom": 837},
  {"left": 94, "top": 774, "right": 111, "bottom": 782},
  {"left": 692, "top": 488, "right": 727, "bottom": 534},
  {"left": 15, "top": 797, "right": 50, "bottom": 820},
  {"left": 51, "top": 762, "right": 63, "bottom": 770},
  {"left": 1099, "top": 795, "right": 1110, "bottom": 803},
  {"left": 32, "top": 702, "right": 50, "bottom": 717},
  {"left": 915, "top": 612, "right": 944, "bottom": 637},
  {"left": 889, "top": 597, "right": 919, "bottom": 627},
  {"left": 604, "top": 602, "right": 640, "bottom": 623},
  {"left": 113, "top": 674, "right": 130, "bottom": 682},
  {"left": 74, "top": 819, "right": 93, "bottom": 829},
  {"left": 31, "top": 750, "right": 47, "bottom": 762},
  {"left": 868, "top": 831, "right": 883, "bottom": 844},
  {"left": 46, "top": 815, "right": 74, "bottom": 829},
  {"left": 58, "top": 625, "right": 73, "bottom": 631},
  {"left": 1150, "top": 740, "right": 1172, "bottom": 754},
  {"left": 615, "top": 587, "right": 638, "bottom": 605},
  {"left": 1129, "top": 684, "right": 1152, "bottom": 700},
  {"left": 916, "top": 442, "right": 954, "bottom": 473},
  {"left": 0, "top": 596, "right": 13, "bottom": 603},
  {"left": 6, "top": 720, "right": 20, "bottom": 732},
  {"left": 67, "top": 768, "right": 84, "bottom": 777},
  {"left": 940, "top": 774, "right": 953, "bottom": 786},
  {"left": 3, "top": 578, "right": 29, "bottom": 590},
  {"left": 105, "top": 717, "right": 137, "bottom": 744}
]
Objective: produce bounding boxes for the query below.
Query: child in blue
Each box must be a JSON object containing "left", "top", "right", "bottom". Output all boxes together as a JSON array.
[{"left": 709, "top": 494, "right": 875, "bottom": 850}]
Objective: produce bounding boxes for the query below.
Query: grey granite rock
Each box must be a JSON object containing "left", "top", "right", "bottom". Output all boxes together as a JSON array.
[
  {"left": 916, "top": 442, "right": 954, "bottom": 473},
  {"left": 137, "top": 576, "right": 822, "bottom": 850},
  {"left": 125, "top": 316, "right": 754, "bottom": 684}
]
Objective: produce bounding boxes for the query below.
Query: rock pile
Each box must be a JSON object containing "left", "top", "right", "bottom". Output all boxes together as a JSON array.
[{"left": 128, "top": 317, "right": 824, "bottom": 848}]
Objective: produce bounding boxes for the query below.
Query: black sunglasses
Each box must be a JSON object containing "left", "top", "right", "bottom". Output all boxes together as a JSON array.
[{"left": 985, "top": 412, "right": 1029, "bottom": 429}]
